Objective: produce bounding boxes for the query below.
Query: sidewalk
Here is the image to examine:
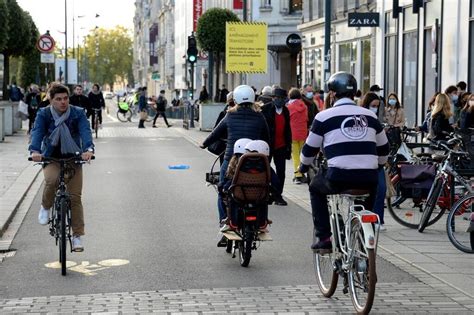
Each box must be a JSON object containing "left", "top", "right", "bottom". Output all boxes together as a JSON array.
[
  {"left": 0, "top": 124, "right": 41, "bottom": 242},
  {"left": 177, "top": 125, "right": 474, "bottom": 306}
]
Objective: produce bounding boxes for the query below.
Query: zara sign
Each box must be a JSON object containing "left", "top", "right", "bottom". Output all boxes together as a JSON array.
[{"left": 348, "top": 12, "right": 380, "bottom": 27}]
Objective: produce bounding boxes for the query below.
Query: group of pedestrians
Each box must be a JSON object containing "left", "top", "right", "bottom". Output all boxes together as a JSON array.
[{"left": 136, "top": 88, "right": 172, "bottom": 129}]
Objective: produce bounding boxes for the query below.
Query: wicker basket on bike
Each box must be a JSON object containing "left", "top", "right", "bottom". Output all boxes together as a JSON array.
[{"left": 229, "top": 153, "right": 271, "bottom": 206}]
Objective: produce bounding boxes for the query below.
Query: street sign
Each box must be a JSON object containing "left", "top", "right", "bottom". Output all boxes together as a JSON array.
[
  {"left": 348, "top": 12, "right": 380, "bottom": 27},
  {"left": 40, "top": 53, "right": 55, "bottom": 64},
  {"left": 225, "top": 22, "right": 267, "bottom": 74},
  {"left": 36, "top": 34, "right": 56, "bottom": 53}
]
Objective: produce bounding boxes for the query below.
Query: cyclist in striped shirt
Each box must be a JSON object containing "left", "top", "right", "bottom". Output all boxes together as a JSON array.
[{"left": 298, "top": 72, "right": 390, "bottom": 252}]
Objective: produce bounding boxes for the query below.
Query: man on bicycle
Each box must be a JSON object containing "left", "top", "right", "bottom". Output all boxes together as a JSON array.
[
  {"left": 29, "top": 83, "right": 94, "bottom": 252},
  {"left": 299, "top": 72, "right": 389, "bottom": 252}
]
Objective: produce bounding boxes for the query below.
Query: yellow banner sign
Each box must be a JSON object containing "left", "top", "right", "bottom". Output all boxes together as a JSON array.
[{"left": 226, "top": 22, "right": 267, "bottom": 74}]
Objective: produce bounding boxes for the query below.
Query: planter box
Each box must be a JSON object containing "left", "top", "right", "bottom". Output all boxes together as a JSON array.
[
  {"left": 0, "top": 102, "right": 13, "bottom": 136},
  {"left": 0, "top": 108, "right": 4, "bottom": 141},
  {"left": 199, "top": 102, "right": 226, "bottom": 131}
]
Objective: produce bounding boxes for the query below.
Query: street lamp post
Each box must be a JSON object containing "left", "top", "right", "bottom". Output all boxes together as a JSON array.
[{"left": 65, "top": 0, "right": 68, "bottom": 85}]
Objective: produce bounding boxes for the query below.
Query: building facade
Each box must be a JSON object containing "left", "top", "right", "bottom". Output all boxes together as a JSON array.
[{"left": 299, "top": 0, "right": 473, "bottom": 127}]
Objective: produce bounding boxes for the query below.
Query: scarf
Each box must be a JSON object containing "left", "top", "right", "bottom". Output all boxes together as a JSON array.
[{"left": 49, "top": 106, "right": 81, "bottom": 155}]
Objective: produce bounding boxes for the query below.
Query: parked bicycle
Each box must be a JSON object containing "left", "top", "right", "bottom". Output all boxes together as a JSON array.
[
  {"left": 418, "top": 138, "right": 473, "bottom": 232},
  {"left": 446, "top": 193, "right": 474, "bottom": 253},
  {"left": 29, "top": 154, "right": 94, "bottom": 276},
  {"left": 308, "top": 165, "right": 380, "bottom": 314}
]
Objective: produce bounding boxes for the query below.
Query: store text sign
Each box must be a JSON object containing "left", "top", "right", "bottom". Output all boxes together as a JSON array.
[{"left": 348, "top": 12, "right": 380, "bottom": 27}]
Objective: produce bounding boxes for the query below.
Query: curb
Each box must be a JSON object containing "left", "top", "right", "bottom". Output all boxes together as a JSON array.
[{"left": 0, "top": 165, "right": 41, "bottom": 237}]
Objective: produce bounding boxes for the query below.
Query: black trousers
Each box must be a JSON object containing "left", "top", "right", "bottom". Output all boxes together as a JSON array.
[
  {"left": 309, "top": 178, "right": 377, "bottom": 240},
  {"left": 90, "top": 110, "right": 102, "bottom": 129},
  {"left": 153, "top": 111, "right": 169, "bottom": 126},
  {"left": 269, "top": 147, "right": 287, "bottom": 195}
]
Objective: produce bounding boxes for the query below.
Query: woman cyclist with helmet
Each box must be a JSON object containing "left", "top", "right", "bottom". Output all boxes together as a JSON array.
[{"left": 200, "top": 85, "right": 270, "bottom": 245}]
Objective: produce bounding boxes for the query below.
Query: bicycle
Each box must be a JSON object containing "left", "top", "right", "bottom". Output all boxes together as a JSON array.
[
  {"left": 308, "top": 166, "right": 380, "bottom": 314},
  {"left": 446, "top": 193, "right": 474, "bottom": 253},
  {"left": 29, "top": 154, "right": 94, "bottom": 276},
  {"left": 418, "top": 139, "right": 473, "bottom": 232},
  {"left": 92, "top": 108, "right": 101, "bottom": 139}
]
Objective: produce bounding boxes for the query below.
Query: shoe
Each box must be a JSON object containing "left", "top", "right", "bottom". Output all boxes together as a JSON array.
[
  {"left": 167, "top": 124, "right": 173, "bottom": 128},
  {"left": 293, "top": 177, "right": 303, "bottom": 185},
  {"left": 152, "top": 125, "right": 157, "bottom": 128},
  {"left": 138, "top": 126, "right": 145, "bottom": 128},
  {"left": 274, "top": 196, "right": 288, "bottom": 206},
  {"left": 38, "top": 206, "right": 50, "bottom": 225},
  {"left": 217, "top": 235, "right": 227, "bottom": 247},
  {"left": 72, "top": 236, "right": 84, "bottom": 252},
  {"left": 375, "top": 223, "right": 387, "bottom": 232},
  {"left": 219, "top": 224, "right": 233, "bottom": 233},
  {"left": 311, "top": 238, "right": 332, "bottom": 253}
]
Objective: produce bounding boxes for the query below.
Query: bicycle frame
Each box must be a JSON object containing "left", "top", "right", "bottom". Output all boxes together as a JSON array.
[
  {"left": 328, "top": 195, "right": 380, "bottom": 267},
  {"left": 50, "top": 160, "right": 72, "bottom": 244}
]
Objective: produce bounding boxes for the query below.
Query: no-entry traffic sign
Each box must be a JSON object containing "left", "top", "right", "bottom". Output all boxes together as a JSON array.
[{"left": 36, "top": 34, "right": 56, "bottom": 53}]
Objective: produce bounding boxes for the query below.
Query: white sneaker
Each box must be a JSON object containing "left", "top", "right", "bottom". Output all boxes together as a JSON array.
[
  {"left": 375, "top": 224, "right": 387, "bottom": 232},
  {"left": 38, "top": 206, "right": 50, "bottom": 225},
  {"left": 219, "top": 224, "right": 232, "bottom": 233},
  {"left": 72, "top": 236, "right": 84, "bottom": 252}
]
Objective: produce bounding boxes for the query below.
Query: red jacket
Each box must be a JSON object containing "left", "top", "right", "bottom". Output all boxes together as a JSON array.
[{"left": 287, "top": 99, "right": 308, "bottom": 141}]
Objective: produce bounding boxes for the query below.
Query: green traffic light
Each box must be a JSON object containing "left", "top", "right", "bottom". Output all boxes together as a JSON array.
[{"left": 188, "top": 55, "right": 196, "bottom": 63}]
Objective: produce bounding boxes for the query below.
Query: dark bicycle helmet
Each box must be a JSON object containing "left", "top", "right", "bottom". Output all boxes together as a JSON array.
[{"left": 327, "top": 71, "right": 357, "bottom": 98}]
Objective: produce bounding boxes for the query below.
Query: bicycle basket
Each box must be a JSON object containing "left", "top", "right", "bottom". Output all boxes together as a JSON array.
[
  {"left": 118, "top": 102, "right": 129, "bottom": 113},
  {"left": 398, "top": 164, "right": 436, "bottom": 198}
]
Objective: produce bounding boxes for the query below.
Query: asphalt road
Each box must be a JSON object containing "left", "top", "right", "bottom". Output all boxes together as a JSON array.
[{"left": 0, "top": 129, "right": 417, "bottom": 299}]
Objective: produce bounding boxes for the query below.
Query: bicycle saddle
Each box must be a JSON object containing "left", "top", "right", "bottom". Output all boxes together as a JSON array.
[{"left": 340, "top": 189, "right": 370, "bottom": 196}]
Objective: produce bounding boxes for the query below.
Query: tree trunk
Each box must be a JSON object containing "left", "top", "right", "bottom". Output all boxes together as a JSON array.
[
  {"left": 208, "top": 51, "right": 213, "bottom": 102},
  {"left": 2, "top": 53, "right": 9, "bottom": 100}
]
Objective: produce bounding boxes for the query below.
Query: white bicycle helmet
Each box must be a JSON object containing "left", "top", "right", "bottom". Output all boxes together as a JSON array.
[
  {"left": 233, "top": 85, "right": 255, "bottom": 105},
  {"left": 233, "top": 138, "right": 252, "bottom": 155},
  {"left": 245, "top": 140, "right": 270, "bottom": 156}
]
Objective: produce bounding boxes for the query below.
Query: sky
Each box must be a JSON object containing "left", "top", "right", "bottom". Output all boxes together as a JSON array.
[{"left": 17, "top": 0, "right": 135, "bottom": 49}]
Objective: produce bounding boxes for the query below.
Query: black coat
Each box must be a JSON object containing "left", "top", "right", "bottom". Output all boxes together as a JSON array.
[
  {"left": 430, "top": 113, "right": 453, "bottom": 140},
  {"left": 70, "top": 94, "right": 91, "bottom": 112},
  {"left": 260, "top": 102, "right": 292, "bottom": 157},
  {"left": 88, "top": 92, "right": 105, "bottom": 109},
  {"left": 203, "top": 106, "right": 270, "bottom": 161}
]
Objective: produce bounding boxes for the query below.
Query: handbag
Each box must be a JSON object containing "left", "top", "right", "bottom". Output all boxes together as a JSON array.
[
  {"left": 385, "top": 168, "right": 396, "bottom": 198},
  {"left": 207, "top": 139, "right": 226, "bottom": 156},
  {"left": 139, "top": 110, "right": 148, "bottom": 120},
  {"left": 16, "top": 100, "right": 29, "bottom": 120}
]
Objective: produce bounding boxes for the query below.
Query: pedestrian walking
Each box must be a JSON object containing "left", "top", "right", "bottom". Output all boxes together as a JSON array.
[
  {"left": 138, "top": 87, "right": 148, "bottom": 128},
  {"left": 360, "top": 92, "right": 387, "bottom": 231},
  {"left": 261, "top": 87, "right": 292, "bottom": 205},
  {"left": 383, "top": 92, "right": 405, "bottom": 148},
  {"left": 25, "top": 84, "right": 43, "bottom": 133},
  {"left": 152, "top": 90, "right": 171, "bottom": 128},
  {"left": 287, "top": 88, "right": 308, "bottom": 184},
  {"left": 28, "top": 83, "right": 94, "bottom": 252},
  {"left": 301, "top": 84, "right": 319, "bottom": 128},
  {"left": 199, "top": 86, "right": 209, "bottom": 103},
  {"left": 87, "top": 84, "right": 105, "bottom": 130}
]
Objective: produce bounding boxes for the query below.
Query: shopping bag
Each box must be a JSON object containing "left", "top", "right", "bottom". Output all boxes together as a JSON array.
[{"left": 139, "top": 110, "right": 148, "bottom": 120}]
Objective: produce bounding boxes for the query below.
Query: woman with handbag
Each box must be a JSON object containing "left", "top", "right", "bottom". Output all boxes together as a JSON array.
[
  {"left": 383, "top": 93, "right": 405, "bottom": 149},
  {"left": 138, "top": 87, "right": 148, "bottom": 128},
  {"left": 361, "top": 92, "right": 388, "bottom": 231}
]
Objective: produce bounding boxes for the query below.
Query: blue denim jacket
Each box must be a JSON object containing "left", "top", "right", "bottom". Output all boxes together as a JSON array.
[{"left": 28, "top": 105, "right": 94, "bottom": 156}]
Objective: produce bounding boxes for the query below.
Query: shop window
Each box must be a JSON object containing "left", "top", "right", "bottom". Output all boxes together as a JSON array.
[
  {"left": 339, "top": 42, "right": 357, "bottom": 74},
  {"left": 403, "top": 31, "right": 418, "bottom": 127},
  {"left": 469, "top": 20, "right": 474, "bottom": 92},
  {"left": 361, "top": 39, "right": 371, "bottom": 94},
  {"left": 314, "top": 48, "right": 323, "bottom": 89},
  {"left": 384, "top": 12, "right": 398, "bottom": 95},
  {"left": 289, "top": 0, "right": 302, "bottom": 13}
]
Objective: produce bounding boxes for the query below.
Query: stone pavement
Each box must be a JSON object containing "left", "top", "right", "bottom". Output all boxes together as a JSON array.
[{"left": 0, "top": 118, "right": 473, "bottom": 313}]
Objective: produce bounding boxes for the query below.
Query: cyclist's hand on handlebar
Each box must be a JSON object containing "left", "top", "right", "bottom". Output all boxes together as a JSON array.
[
  {"left": 81, "top": 151, "right": 94, "bottom": 162},
  {"left": 298, "top": 163, "right": 309, "bottom": 174},
  {"left": 31, "top": 151, "right": 42, "bottom": 162}
]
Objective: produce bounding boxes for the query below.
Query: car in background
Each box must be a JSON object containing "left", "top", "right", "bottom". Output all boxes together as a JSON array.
[{"left": 104, "top": 91, "right": 114, "bottom": 99}]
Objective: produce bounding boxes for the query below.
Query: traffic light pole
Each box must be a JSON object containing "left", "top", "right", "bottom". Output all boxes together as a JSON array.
[{"left": 190, "top": 63, "right": 195, "bottom": 128}]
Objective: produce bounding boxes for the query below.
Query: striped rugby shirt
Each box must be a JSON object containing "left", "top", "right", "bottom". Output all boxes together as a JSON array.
[{"left": 300, "top": 98, "right": 390, "bottom": 183}]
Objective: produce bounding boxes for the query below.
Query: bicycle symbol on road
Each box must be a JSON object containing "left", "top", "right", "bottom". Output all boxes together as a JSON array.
[{"left": 45, "top": 259, "right": 129, "bottom": 276}]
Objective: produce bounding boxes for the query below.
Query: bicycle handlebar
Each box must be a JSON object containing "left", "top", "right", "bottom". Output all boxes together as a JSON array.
[{"left": 28, "top": 155, "right": 95, "bottom": 164}]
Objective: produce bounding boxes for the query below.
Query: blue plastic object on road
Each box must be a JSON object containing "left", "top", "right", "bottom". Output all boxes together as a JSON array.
[{"left": 168, "top": 164, "right": 190, "bottom": 170}]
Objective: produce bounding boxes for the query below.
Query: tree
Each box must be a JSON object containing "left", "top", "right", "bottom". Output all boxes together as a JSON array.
[
  {"left": 81, "top": 26, "right": 133, "bottom": 89},
  {"left": 0, "top": 0, "right": 9, "bottom": 51},
  {"left": 196, "top": 8, "right": 239, "bottom": 101},
  {"left": 1, "top": 0, "right": 34, "bottom": 99},
  {"left": 18, "top": 12, "right": 40, "bottom": 88}
]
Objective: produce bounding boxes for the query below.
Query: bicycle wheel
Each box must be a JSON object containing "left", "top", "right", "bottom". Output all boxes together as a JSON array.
[
  {"left": 418, "top": 178, "right": 445, "bottom": 232},
  {"left": 447, "top": 194, "right": 474, "bottom": 253},
  {"left": 116, "top": 110, "right": 131, "bottom": 122},
  {"left": 386, "top": 174, "right": 422, "bottom": 228},
  {"left": 59, "top": 198, "right": 67, "bottom": 276},
  {"left": 348, "top": 218, "right": 376, "bottom": 315},
  {"left": 238, "top": 226, "right": 253, "bottom": 267},
  {"left": 313, "top": 228, "right": 338, "bottom": 297}
]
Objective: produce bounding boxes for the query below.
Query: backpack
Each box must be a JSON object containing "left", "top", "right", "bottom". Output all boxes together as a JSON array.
[
  {"left": 30, "top": 95, "right": 38, "bottom": 108},
  {"left": 10, "top": 86, "right": 21, "bottom": 101},
  {"left": 156, "top": 96, "right": 167, "bottom": 111}
]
